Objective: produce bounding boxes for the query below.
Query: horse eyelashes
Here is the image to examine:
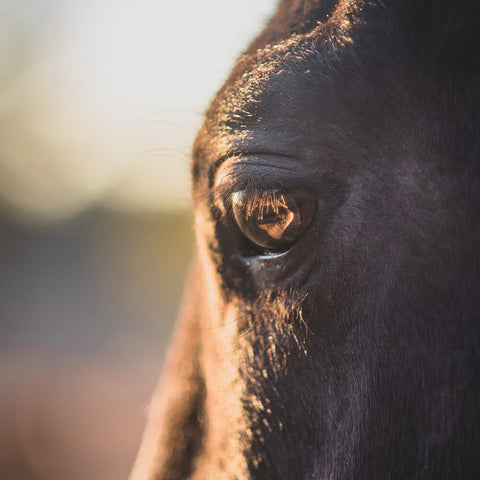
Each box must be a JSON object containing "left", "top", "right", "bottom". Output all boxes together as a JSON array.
[{"left": 231, "top": 189, "right": 316, "bottom": 254}]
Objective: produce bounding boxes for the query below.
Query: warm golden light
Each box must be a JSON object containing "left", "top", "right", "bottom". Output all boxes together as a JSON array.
[{"left": 0, "top": 0, "right": 275, "bottom": 222}]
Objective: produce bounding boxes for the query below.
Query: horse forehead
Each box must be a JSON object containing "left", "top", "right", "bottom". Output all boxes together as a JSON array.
[
  {"left": 193, "top": 17, "right": 370, "bottom": 174},
  {"left": 207, "top": 5, "right": 365, "bottom": 128}
]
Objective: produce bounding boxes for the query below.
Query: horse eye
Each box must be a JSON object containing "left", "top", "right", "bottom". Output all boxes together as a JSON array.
[{"left": 231, "top": 189, "right": 315, "bottom": 253}]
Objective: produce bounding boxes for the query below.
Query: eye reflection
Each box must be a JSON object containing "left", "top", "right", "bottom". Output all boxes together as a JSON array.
[{"left": 231, "top": 189, "right": 315, "bottom": 253}]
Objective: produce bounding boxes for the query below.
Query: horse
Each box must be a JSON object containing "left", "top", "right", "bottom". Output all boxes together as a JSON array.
[{"left": 131, "top": 1, "right": 480, "bottom": 478}]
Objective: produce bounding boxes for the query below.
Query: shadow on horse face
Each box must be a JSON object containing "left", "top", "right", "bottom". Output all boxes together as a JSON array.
[{"left": 132, "top": 1, "right": 480, "bottom": 478}]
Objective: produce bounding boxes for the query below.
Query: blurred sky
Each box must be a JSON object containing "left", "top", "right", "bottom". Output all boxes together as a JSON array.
[{"left": 0, "top": 0, "right": 276, "bottom": 222}]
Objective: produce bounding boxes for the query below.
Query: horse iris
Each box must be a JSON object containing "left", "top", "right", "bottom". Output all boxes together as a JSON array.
[{"left": 231, "top": 189, "right": 315, "bottom": 253}]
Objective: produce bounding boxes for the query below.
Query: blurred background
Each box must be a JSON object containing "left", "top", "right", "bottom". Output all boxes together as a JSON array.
[{"left": 0, "top": 1, "right": 275, "bottom": 478}]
